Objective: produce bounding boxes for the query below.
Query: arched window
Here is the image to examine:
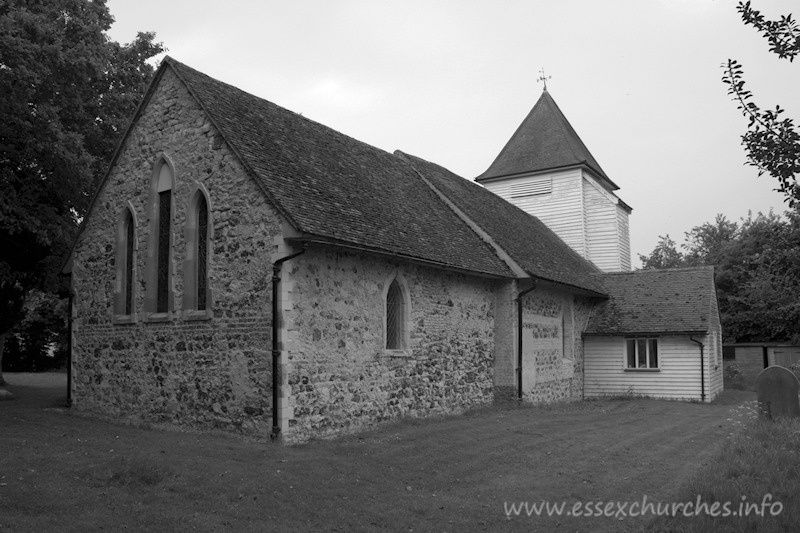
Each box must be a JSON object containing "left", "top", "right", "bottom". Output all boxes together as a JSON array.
[
  {"left": 155, "top": 165, "right": 172, "bottom": 313},
  {"left": 196, "top": 194, "right": 208, "bottom": 310},
  {"left": 113, "top": 206, "right": 136, "bottom": 321},
  {"left": 145, "top": 156, "right": 175, "bottom": 318},
  {"left": 183, "top": 188, "right": 212, "bottom": 317},
  {"left": 124, "top": 211, "right": 135, "bottom": 314},
  {"left": 385, "top": 278, "right": 408, "bottom": 350}
]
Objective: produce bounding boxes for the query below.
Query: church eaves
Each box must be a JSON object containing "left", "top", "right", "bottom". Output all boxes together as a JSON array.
[{"left": 476, "top": 90, "right": 618, "bottom": 190}]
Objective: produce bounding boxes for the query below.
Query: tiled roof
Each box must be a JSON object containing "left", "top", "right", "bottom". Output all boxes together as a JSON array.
[
  {"left": 476, "top": 90, "right": 617, "bottom": 189},
  {"left": 585, "top": 267, "right": 717, "bottom": 335},
  {"left": 396, "top": 151, "right": 605, "bottom": 295},
  {"left": 166, "top": 58, "right": 513, "bottom": 278}
]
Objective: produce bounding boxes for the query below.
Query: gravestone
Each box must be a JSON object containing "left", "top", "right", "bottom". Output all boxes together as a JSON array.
[{"left": 756, "top": 365, "right": 800, "bottom": 420}]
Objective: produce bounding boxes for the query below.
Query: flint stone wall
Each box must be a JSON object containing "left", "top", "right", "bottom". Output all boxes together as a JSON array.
[
  {"left": 282, "top": 248, "right": 498, "bottom": 442},
  {"left": 71, "top": 69, "right": 282, "bottom": 435},
  {"left": 521, "top": 287, "right": 593, "bottom": 404}
]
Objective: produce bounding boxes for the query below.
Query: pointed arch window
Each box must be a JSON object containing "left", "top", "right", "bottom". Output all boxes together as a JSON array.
[
  {"left": 124, "top": 213, "right": 135, "bottom": 314},
  {"left": 113, "top": 206, "right": 137, "bottom": 322},
  {"left": 385, "top": 277, "right": 409, "bottom": 351},
  {"left": 183, "top": 189, "right": 213, "bottom": 319},
  {"left": 145, "top": 157, "right": 175, "bottom": 319},
  {"left": 197, "top": 195, "right": 208, "bottom": 310}
]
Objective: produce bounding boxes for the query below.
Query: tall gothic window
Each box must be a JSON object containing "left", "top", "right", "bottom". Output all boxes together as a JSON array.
[
  {"left": 156, "top": 166, "right": 172, "bottom": 313},
  {"left": 113, "top": 206, "right": 136, "bottom": 320},
  {"left": 184, "top": 190, "right": 211, "bottom": 316},
  {"left": 385, "top": 278, "right": 407, "bottom": 350},
  {"left": 196, "top": 194, "right": 208, "bottom": 310},
  {"left": 124, "top": 212, "right": 134, "bottom": 315},
  {"left": 146, "top": 158, "right": 174, "bottom": 317}
]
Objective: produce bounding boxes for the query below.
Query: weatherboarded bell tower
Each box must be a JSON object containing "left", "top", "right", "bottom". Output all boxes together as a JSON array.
[{"left": 476, "top": 87, "right": 632, "bottom": 272}]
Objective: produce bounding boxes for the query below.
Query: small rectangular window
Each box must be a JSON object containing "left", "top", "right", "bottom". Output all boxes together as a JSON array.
[{"left": 626, "top": 338, "right": 659, "bottom": 370}]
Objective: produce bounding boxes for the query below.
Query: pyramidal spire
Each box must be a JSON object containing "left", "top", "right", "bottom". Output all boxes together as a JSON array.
[{"left": 476, "top": 90, "right": 616, "bottom": 189}]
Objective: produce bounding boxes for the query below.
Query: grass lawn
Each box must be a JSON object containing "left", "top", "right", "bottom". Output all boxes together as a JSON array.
[
  {"left": 647, "top": 406, "right": 800, "bottom": 533},
  {"left": 0, "top": 373, "right": 775, "bottom": 532}
]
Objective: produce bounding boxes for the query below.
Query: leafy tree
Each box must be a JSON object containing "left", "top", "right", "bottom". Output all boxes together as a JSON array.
[
  {"left": 2, "top": 291, "right": 68, "bottom": 372},
  {"left": 682, "top": 214, "right": 739, "bottom": 267},
  {"left": 721, "top": 210, "right": 800, "bottom": 343},
  {"left": 637, "top": 235, "right": 687, "bottom": 270},
  {"left": 0, "top": 0, "right": 164, "bottom": 383},
  {"left": 722, "top": 1, "right": 800, "bottom": 207},
  {"left": 639, "top": 210, "right": 800, "bottom": 344}
]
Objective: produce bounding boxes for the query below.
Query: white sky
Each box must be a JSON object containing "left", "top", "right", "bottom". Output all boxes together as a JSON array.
[{"left": 106, "top": 0, "right": 800, "bottom": 264}]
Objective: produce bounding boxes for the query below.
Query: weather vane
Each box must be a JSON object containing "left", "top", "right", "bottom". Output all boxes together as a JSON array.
[{"left": 537, "top": 68, "right": 551, "bottom": 91}]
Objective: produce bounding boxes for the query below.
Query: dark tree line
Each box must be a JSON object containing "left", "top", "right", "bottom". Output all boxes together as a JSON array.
[
  {"left": 639, "top": 209, "right": 800, "bottom": 344},
  {"left": 0, "top": 0, "right": 164, "bottom": 381}
]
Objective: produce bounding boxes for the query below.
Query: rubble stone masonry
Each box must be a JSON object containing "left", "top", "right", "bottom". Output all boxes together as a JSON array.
[
  {"left": 521, "top": 287, "right": 594, "bottom": 404},
  {"left": 282, "top": 248, "right": 499, "bottom": 442},
  {"left": 71, "top": 69, "right": 282, "bottom": 436}
]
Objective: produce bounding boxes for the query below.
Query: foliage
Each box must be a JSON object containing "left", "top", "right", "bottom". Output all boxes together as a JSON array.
[
  {"left": 722, "top": 1, "right": 800, "bottom": 207},
  {"left": 2, "top": 291, "right": 68, "bottom": 372},
  {"left": 722, "top": 362, "right": 747, "bottom": 391},
  {"left": 637, "top": 235, "right": 686, "bottom": 270},
  {"left": 0, "top": 0, "right": 163, "bottom": 373},
  {"left": 639, "top": 210, "right": 800, "bottom": 344},
  {"left": 682, "top": 214, "right": 739, "bottom": 267}
]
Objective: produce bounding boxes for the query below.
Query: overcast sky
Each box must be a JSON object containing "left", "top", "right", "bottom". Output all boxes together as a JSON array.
[{"left": 106, "top": 0, "right": 800, "bottom": 264}]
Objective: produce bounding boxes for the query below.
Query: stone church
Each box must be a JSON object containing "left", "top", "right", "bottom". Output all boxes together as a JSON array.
[{"left": 65, "top": 57, "right": 723, "bottom": 443}]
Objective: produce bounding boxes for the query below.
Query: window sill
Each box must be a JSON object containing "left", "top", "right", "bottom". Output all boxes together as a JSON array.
[
  {"left": 145, "top": 312, "right": 173, "bottom": 323},
  {"left": 112, "top": 314, "right": 137, "bottom": 325},
  {"left": 184, "top": 309, "right": 213, "bottom": 321},
  {"left": 624, "top": 368, "right": 660, "bottom": 372},
  {"left": 382, "top": 349, "right": 412, "bottom": 358}
]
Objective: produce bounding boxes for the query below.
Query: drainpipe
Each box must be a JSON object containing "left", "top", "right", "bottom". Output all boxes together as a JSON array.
[
  {"left": 271, "top": 247, "right": 306, "bottom": 441},
  {"left": 516, "top": 283, "right": 537, "bottom": 400},
  {"left": 690, "top": 336, "right": 705, "bottom": 402}
]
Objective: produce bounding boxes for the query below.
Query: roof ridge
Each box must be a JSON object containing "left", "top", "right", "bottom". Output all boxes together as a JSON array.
[
  {"left": 164, "top": 57, "right": 397, "bottom": 161},
  {"left": 602, "top": 265, "right": 714, "bottom": 275}
]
